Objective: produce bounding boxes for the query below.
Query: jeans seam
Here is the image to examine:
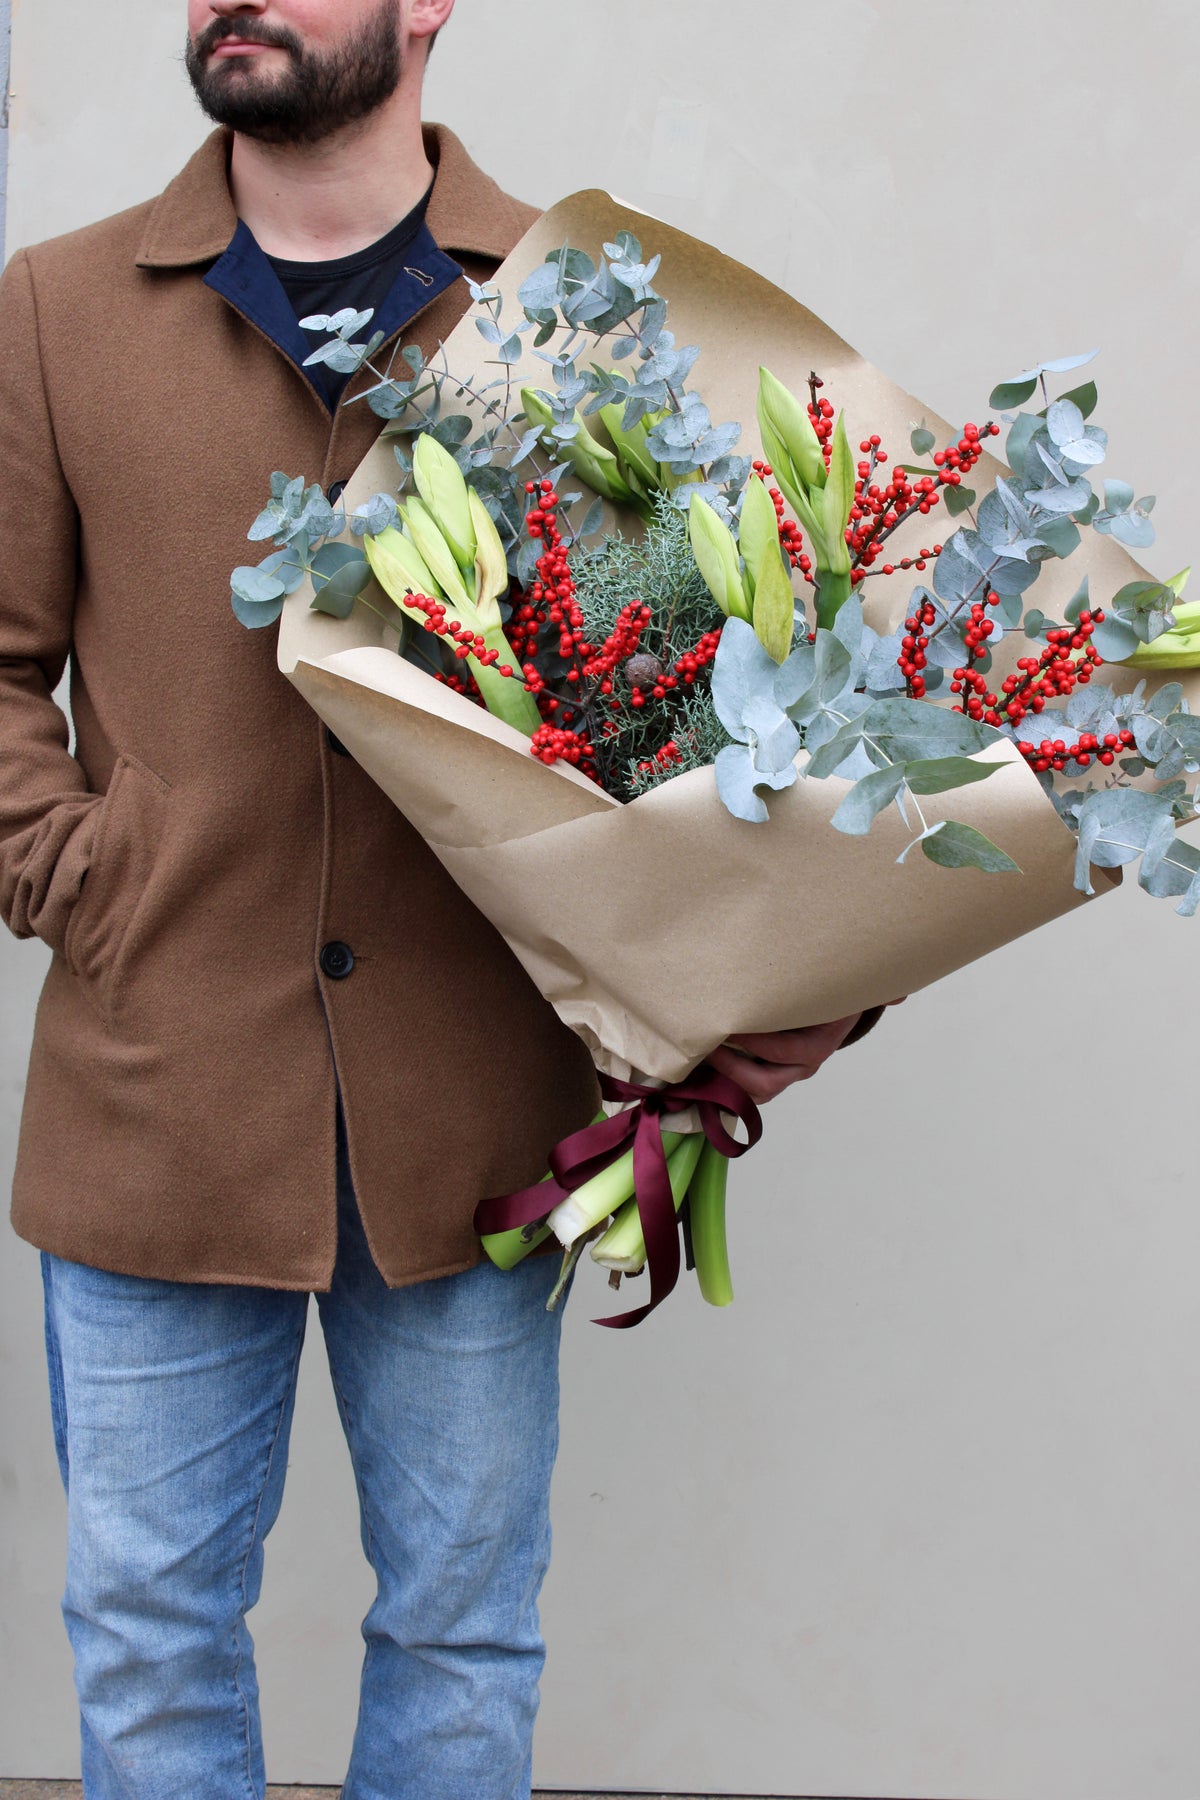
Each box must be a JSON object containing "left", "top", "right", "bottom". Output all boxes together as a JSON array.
[
  {"left": 231, "top": 1324, "right": 306, "bottom": 1799},
  {"left": 327, "top": 1359, "right": 379, "bottom": 1567},
  {"left": 325, "top": 1354, "right": 383, "bottom": 1766}
]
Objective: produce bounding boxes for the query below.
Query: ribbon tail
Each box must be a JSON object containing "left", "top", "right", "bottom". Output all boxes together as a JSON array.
[{"left": 592, "top": 1106, "right": 681, "bottom": 1328}]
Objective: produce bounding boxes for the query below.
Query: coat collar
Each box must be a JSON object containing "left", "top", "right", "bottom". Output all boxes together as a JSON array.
[{"left": 136, "top": 122, "right": 528, "bottom": 270}]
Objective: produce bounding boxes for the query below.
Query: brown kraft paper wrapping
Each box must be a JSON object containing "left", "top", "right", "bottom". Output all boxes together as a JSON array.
[{"left": 278, "top": 191, "right": 1188, "bottom": 1081}]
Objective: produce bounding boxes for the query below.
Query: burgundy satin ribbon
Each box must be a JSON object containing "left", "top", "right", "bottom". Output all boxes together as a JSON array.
[{"left": 474, "top": 1065, "right": 763, "bottom": 1327}]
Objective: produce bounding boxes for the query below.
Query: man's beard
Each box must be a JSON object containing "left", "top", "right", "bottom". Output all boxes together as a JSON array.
[{"left": 185, "top": 2, "right": 403, "bottom": 147}]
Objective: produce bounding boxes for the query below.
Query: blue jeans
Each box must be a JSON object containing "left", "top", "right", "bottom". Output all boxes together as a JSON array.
[{"left": 41, "top": 1119, "right": 566, "bottom": 1799}]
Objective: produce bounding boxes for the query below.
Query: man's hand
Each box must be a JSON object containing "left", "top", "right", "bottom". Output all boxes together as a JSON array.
[{"left": 706, "top": 1016, "right": 865, "bottom": 1104}]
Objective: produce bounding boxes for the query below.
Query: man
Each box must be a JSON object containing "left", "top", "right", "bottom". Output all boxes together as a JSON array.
[{"left": 0, "top": 3, "right": 872, "bottom": 1793}]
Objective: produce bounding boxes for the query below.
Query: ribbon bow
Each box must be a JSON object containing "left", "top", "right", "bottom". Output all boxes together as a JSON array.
[{"left": 474, "top": 1064, "right": 763, "bottom": 1327}]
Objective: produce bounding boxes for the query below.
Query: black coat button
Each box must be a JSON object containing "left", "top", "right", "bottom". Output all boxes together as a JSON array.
[
  {"left": 327, "top": 479, "right": 348, "bottom": 505},
  {"left": 319, "top": 941, "right": 354, "bottom": 980},
  {"left": 325, "top": 726, "right": 350, "bottom": 757}
]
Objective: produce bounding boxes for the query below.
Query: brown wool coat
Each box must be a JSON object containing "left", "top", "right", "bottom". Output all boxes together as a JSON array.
[{"left": 0, "top": 125, "right": 601, "bottom": 1288}]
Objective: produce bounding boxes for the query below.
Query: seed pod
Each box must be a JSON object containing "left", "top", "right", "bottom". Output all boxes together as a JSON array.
[{"left": 624, "top": 652, "right": 664, "bottom": 689}]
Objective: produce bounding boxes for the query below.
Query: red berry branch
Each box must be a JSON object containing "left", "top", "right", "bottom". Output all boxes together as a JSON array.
[
  {"left": 848, "top": 420, "right": 1000, "bottom": 582},
  {"left": 465, "top": 479, "right": 731, "bottom": 781}
]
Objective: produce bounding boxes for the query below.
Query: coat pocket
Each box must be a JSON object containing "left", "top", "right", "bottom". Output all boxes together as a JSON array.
[{"left": 62, "top": 753, "right": 171, "bottom": 1019}]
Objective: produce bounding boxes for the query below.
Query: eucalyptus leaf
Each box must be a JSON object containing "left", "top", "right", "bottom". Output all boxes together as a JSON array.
[
  {"left": 1063, "top": 578, "right": 1090, "bottom": 623},
  {"left": 577, "top": 497, "right": 605, "bottom": 539},
  {"left": 1045, "top": 399, "right": 1106, "bottom": 465},
  {"left": 1139, "top": 835, "right": 1200, "bottom": 906},
  {"left": 1074, "top": 788, "right": 1173, "bottom": 893},
  {"left": 781, "top": 631, "right": 853, "bottom": 724},
  {"left": 1027, "top": 475, "right": 1093, "bottom": 515},
  {"left": 518, "top": 262, "right": 565, "bottom": 314},
  {"left": 1057, "top": 379, "right": 1098, "bottom": 418},
  {"left": 710, "top": 616, "right": 784, "bottom": 741},
  {"left": 1005, "top": 413, "right": 1041, "bottom": 480},
  {"left": 919, "top": 820, "right": 1020, "bottom": 873},
  {"left": 256, "top": 546, "right": 308, "bottom": 597},
  {"left": 859, "top": 698, "right": 1000, "bottom": 763},
  {"left": 351, "top": 493, "right": 400, "bottom": 538},
  {"left": 309, "top": 542, "right": 372, "bottom": 618},
  {"left": 904, "top": 755, "right": 1007, "bottom": 795},
  {"left": 1014, "top": 350, "right": 1099, "bottom": 379},
  {"left": 1090, "top": 614, "right": 1142, "bottom": 660},
  {"left": 714, "top": 742, "right": 795, "bottom": 822},
  {"left": 989, "top": 376, "right": 1038, "bottom": 410},
  {"left": 1035, "top": 519, "right": 1081, "bottom": 558},
  {"left": 1104, "top": 506, "right": 1157, "bottom": 550},
  {"left": 830, "top": 764, "right": 907, "bottom": 835},
  {"left": 745, "top": 702, "right": 802, "bottom": 774},
  {"left": 231, "top": 565, "right": 286, "bottom": 605},
  {"left": 231, "top": 591, "right": 285, "bottom": 630},
  {"left": 865, "top": 629, "right": 906, "bottom": 692},
  {"left": 247, "top": 504, "right": 284, "bottom": 543},
  {"left": 1147, "top": 681, "right": 1185, "bottom": 721}
]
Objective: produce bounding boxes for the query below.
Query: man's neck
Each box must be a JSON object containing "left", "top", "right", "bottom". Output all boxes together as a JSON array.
[{"left": 228, "top": 90, "right": 433, "bottom": 262}]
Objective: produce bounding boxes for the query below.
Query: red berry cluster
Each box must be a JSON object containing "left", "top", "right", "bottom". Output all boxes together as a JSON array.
[
  {"left": 667, "top": 628, "right": 723, "bottom": 690},
  {"left": 530, "top": 720, "right": 597, "bottom": 772},
  {"left": 752, "top": 460, "right": 808, "bottom": 573},
  {"left": 952, "top": 609, "right": 1104, "bottom": 731},
  {"left": 898, "top": 599, "right": 937, "bottom": 698},
  {"left": 636, "top": 739, "right": 683, "bottom": 776},
  {"left": 846, "top": 421, "right": 999, "bottom": 580},
  {"left": 944, "top": 592, "right": 1002, "bottom": 721},
  {"left": 625, "top": 627, "right": 723, "bottom": 709},
  {"left": 1016, "top": 727, "right": 1135, "bottom": 776},
  {"left": 582, "top": 603, "right": 652, "bottom": 700},
  {"left": 611, "top": 618, "right": 724, "bottom": 714},
  {"left": 508, "top": 482, "right": 591, "bottom": 690},
  {"left": 808, "top": 394, "right": 837, "bottom": 464},
  {"left": 933, "top": 422, "right": 997, "bottom": 482},
  {"left": 501, "top": 484, "right": 729, "bottom": 780},
  {"left": 400, "top": 592, "right": 514, "bottom": 673},
  {"left": 435, "top": 669, "right": 482, "bottom": 699}
]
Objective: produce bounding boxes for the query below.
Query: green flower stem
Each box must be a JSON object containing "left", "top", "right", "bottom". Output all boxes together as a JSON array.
[
  {"left": 481, "top": 1218, "right": 553, "bottom": 1271},
  {"left": 547, "top": 1126, "right": 687, "bottom": 1248},
  {"left": 468, "top": 623, "right": 542, "bottom": 735},
  {"left": 814, "top": 567, "right": 853, "bottom": 631},
  {"left": 481, "top": 1108, "right": 608, "bottom": 1270},
  {"left": 688, "top": 1139, "right": 734, "bottom": 1307},
  {"left": 589, "top": 1132, "right": 705, "bottom": 1273}
]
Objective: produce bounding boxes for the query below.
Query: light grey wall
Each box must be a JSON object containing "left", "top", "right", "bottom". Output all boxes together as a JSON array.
[
  {"left": 0, "top": 0, "right": 9, "bottom": 253},
  {"left": 3, "top": 3, "right": 1199, "bottom": 1795}
]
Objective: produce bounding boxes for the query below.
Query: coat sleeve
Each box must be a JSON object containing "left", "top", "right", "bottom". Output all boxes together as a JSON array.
[{"left": 0, "top": 247, "right": 100, "bottom": 955}]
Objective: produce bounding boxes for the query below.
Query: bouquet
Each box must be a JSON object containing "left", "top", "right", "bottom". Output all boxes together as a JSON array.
[{"left": 233, "top": 192, "right": 1199, "bottom": 1325}]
